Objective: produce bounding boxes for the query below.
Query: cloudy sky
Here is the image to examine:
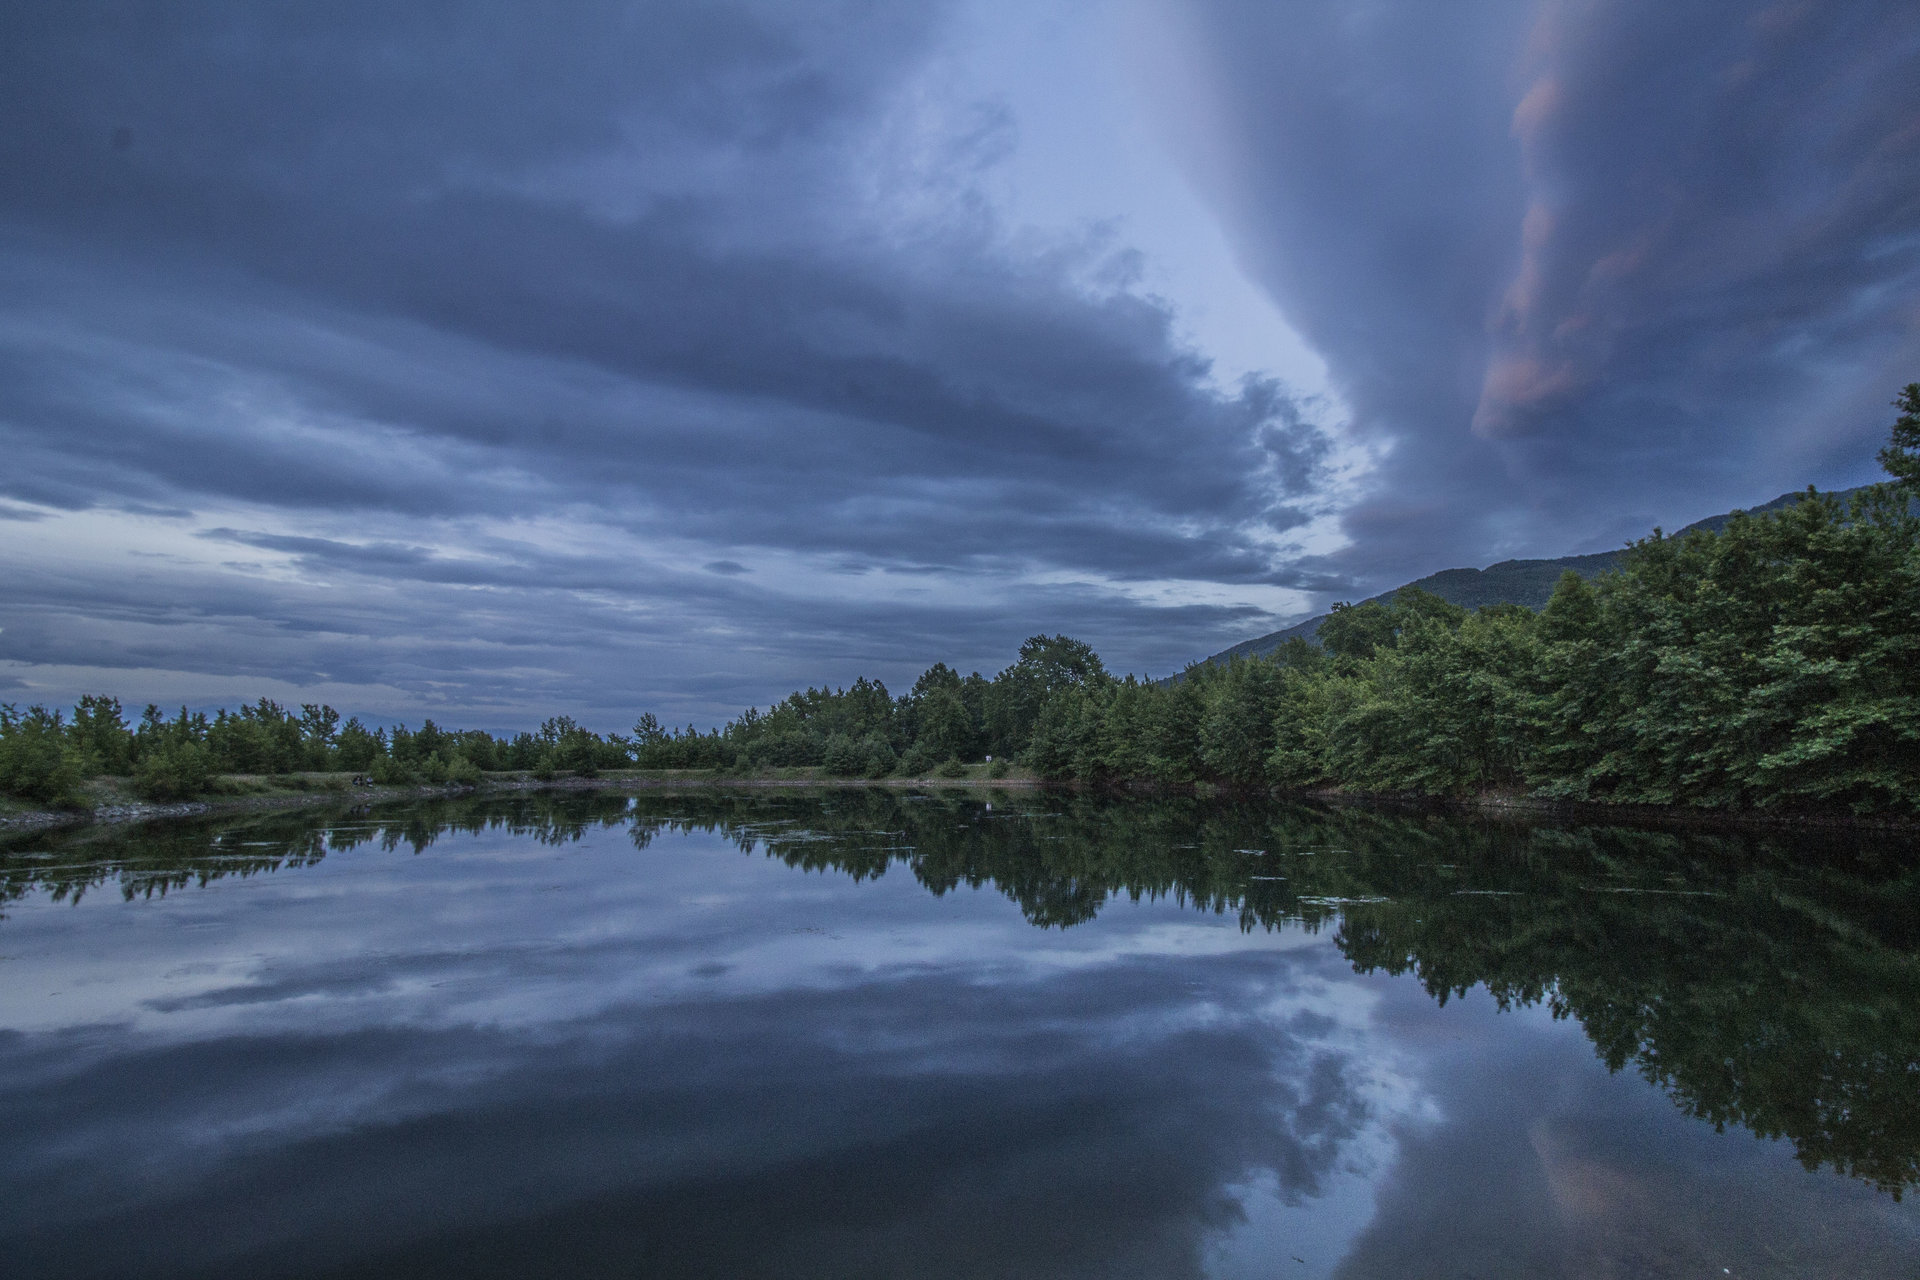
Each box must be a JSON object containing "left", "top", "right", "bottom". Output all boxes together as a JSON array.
[{"left": 3, "top": 0, "right": 1918, "bottom": 731}]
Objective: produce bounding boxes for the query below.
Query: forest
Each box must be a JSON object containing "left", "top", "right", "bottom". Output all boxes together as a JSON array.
[{"left": 4, "top": 389, "right": 1917, "bottom": 816}]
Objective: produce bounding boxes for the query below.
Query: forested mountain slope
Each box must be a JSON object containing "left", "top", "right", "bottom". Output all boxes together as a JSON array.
[{"left": 1194, "top": 486, "right": 1869, "bottom": 667}]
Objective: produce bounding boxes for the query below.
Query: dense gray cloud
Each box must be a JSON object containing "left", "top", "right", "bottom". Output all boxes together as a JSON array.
[
  {"left": 1, "top": 0, "right": 1917, "bottom": 725},
  {"left": 1158, "top": 0, "right": 1920, "bottom": 578},
  {"left": 0, "top": 0, "right": 1333, "bottom": 723}
]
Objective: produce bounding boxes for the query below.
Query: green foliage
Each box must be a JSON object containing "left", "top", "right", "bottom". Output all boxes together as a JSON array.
[
  {"left": 1322, "top": 604, "right": 1537, "bottom": 794},
  {"left": 1880, "top": 382, "right": 1920, "bottom": 488},
  {"left": 537, "top": 716, "right": 606, "bottom": 777},
  {"left": 370, "top": 753, "right": 418, "bottom": 786},
  {"left": 1527, "top": 488, "right": 1920, "bottom": 812},
  {"left": 980, "top": 418, "right": 1916, "bottom": 816},
  {"left": 1024, "top": 684, "right": 1105, "bottom": 781},
  {"left": 1198, "top": 659, "right": 1282, "bottom": 786},
  {"left": 335, "top": 718, "right": 384, "bottom": 771},
  {"left": 1318, "top": 587, "right": 1469, "bottom": 665},
  {"left": 0, "top": 705, "right": 86, "bottom": 807},
  {"left": 69, "top": 695, "right": 131, "bottom": 775},
  {"left": 861, "top": 735, "right": 898, "bottom": 778},
  {"left": 897, "top": 741, "right": 937, "bottom": 777},
  {"left": 205, "top": 699, "right": 307, "bottom": 774},
  {"left": 3, "top": 690, "right": 636, "bottom": 804},
  {"left": 822, "top": 732, "right": 864, "bottom": 776},
  {"left": 985, "top": 634, "right": 1107, "bottom": 757},
  {"left": 1317, "top": 599, "right": 1396, "bottom": 661},
  {"left": 299, "top": 703, "right": 340, "bottom": 768},
  {"left": 915, "top": 687, "right": 976, "bottom": 762},
  {"left": 132, "top": 741, "right": 213, "bottom": 802}
]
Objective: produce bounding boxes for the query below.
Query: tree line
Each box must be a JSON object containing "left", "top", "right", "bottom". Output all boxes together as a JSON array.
[
  {"left": 0, "top": 699, "right": 637, "bottom": 805},
  {"left": 4, "top": 388, "right": 1917, "bottom": 814},
  {"left": 1023, "top": 478, "right": 1917, "bottom": 814},
  {"left": 0, "top": 624, "right": 1111, "bottom": 805},
  {"left": 1017, "top": 392, "right": 1919, "bottom": 815}
]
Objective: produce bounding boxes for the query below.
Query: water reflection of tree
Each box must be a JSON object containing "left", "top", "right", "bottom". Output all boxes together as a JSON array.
[
  {"left": 0, "top": 792, "right": 636, "bottom": 908},
  {"left": 4, "top": 788, "right": 1917, "bottom": 1195},
  {"left": 1334, "top": 832, "right": 1920, "bottom": 1196},
  {"left": 657, "top": 791, "right": 1920, "bottom": 1197}
]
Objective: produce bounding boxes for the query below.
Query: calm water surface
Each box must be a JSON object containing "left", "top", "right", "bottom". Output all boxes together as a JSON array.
[{"left": 2, "top": 789, "right": 1917, "bottom": 1278}]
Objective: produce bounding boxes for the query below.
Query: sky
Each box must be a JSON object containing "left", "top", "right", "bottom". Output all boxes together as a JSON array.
[{"left": 2, "top": 0, "right": 1918, "bottom": 731}]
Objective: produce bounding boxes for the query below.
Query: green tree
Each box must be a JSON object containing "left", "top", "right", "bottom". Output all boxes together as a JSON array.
[
  {"left": 1024, "top": 683, "right": 1105, "bottom": 780},
  {"left": 299, "top": 703, "right": 341, "bottom": 769},
  {"left": 1317, "top": 600, "right": 1396, "bottom": 662},
  {"left": 822, "top": 732, "right": 864, "bottom": 776},
  {"left": 1879, "top": 381, "right": 1920, "bottom": 488},
  {"left": 916, "top": 689, "right": 975, "bottom": 762},
  {"left": 132, "top": 740, "right": 213, "bottom": 801},
  {"left": 335, "top": 718, "right": 384, "bottom": 771},
  {"left": 0, "top": 705, "right": 86, "bottom": 806},
  {"left": 1198, "top": 658, "right": 1282, "bottom": 786},
  {"left": 68, "top": 695, "right": 133, "bottom": 775},
  {"left": 986, "top": 635, "right": 1108, "bottom": 758}
]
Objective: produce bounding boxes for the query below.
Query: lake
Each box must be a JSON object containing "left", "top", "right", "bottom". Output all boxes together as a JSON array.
[{"left": 2, "top": 788, "right": 1917, "bottom": 1278}]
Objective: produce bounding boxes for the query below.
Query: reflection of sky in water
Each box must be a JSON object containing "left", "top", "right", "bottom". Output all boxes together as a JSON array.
[{"left": 1, "top": 811, "right": 1915, "bottom": 1278}]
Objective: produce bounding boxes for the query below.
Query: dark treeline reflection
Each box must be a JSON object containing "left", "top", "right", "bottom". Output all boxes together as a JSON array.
[
  {"left": 6, "top": 789, "right": 1919, "bottom": 1196},
  {"left": 0, "top": 793, "right": 631, "bottom": 909}
]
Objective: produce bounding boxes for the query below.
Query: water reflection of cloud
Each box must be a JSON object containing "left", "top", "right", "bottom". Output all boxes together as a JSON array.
[
  {"left": 0, "top": 821, "right": 1414, "bottom": 1278},
  {"left": 6, "top": 807, "right": 1919, "bottom": 1277},
  {"left": 1, "top": 964, "right": 1391, "bottom": 1278},
  {"left": 1, "top": 824, "right": 1362, "bottom": 1041},
  {"left": 1329, "top": 986, "right": 1920, "bottom": 1279}
]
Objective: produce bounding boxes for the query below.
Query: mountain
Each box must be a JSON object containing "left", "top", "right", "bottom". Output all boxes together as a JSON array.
[{"left": 1185, "top": 486, "right": 1861, "bottom": 671}]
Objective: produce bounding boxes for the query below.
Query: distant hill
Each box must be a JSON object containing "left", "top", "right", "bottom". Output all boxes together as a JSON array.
[{"left": 1185, "top": 486, "right": 1864, "bottom": 671}]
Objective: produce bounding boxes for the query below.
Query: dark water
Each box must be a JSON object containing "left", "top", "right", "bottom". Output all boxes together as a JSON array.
[{"left": 3, "top": 789, "right": 1918, "bottom": 1279}]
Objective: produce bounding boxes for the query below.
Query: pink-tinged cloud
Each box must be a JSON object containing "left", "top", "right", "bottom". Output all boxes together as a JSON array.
[
  {"left": 1511, "top": 77, "right": 1564, "bottom": 146},
  {"left": 1472, "top": 353, "right": 1582, "bottom": 438}
]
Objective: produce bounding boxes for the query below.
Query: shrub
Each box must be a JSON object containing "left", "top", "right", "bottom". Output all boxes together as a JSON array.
[
  {"left": 897, "top": 742, "right": 936, "bottom": 777},
  {"left": 987, "top": 758, "right": 1009, "bottom": 779},
  {"left": 862, "top": 736, "right": 898, "bottom": 778},
  {"left": 446, "top": 753, "right": 483, "bottom": 787},
  {"left": 131, "top": 741, "right": 213, "bottom": 802},
  {"left": 822, "top": 733, "right": 863, "bottom": 776},
  {"left": 936, "top": 757, "right": 969, "bottom": 779},
  {"left": 749, "top": 729, "right": 819, "bottom": 768},
  {"left": 370, "top": 753, "right": 417, "bottom": 786}
]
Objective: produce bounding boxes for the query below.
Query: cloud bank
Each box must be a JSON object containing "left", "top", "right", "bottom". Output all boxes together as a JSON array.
[{"left": 2, "top": 0, "right": 1916, "bottom": 726}]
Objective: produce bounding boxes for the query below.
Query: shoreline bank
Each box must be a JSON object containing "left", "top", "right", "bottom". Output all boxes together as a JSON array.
[{"left": 3, "top": 770, "right": 1915, "bottom": 839}]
